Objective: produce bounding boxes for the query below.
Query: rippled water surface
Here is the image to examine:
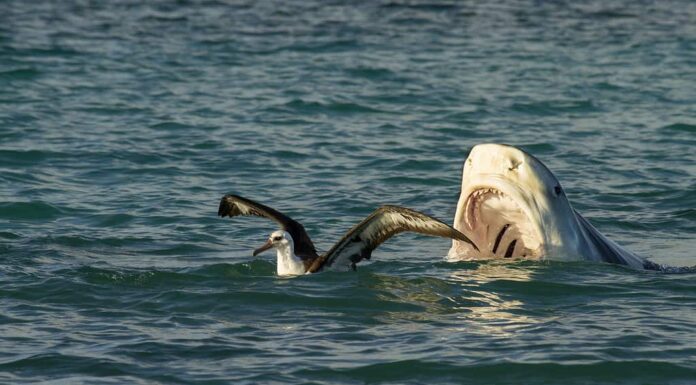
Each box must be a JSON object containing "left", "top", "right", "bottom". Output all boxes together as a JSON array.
[{"left": 1, "top": 1, "right": 695, "bottom": 384}]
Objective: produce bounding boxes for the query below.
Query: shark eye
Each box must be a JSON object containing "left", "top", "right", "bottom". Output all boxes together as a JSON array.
[
  {"left": 554, "top": 185, "right": 562, "bottom": 196},
  {"left": 273, "top": 236, "right": 282, "bottom": 241}
]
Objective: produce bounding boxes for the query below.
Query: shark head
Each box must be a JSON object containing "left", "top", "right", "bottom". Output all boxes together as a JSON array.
[{"left": 449, "top": 143, "right": 608, "bottom": 262}]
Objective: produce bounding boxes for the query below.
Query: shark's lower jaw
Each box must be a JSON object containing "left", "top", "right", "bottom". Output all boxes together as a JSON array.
[{"left": 454, "top": 187, "right": 543, "bottom": 260}]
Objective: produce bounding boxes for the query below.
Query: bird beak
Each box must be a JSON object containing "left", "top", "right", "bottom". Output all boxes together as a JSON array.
[{"left": 253, "top": 239, "right": 273, "bottom": 256}]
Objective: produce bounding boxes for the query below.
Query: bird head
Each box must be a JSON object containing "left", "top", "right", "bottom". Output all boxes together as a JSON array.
[{"left": 253, "top": 230, "right": 293, "bottom": 256}]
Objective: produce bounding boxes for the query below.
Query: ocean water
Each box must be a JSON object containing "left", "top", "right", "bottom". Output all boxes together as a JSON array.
[{"left": 1, "top": 0, "right": 695, "bottom": 384}]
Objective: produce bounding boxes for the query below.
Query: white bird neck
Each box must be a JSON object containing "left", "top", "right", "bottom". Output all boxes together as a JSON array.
[{"left": 275, "top": 242, "right": 306, "bottom": 276}]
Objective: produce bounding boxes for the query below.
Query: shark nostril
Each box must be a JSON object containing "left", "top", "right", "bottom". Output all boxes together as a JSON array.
[{"left": 554, "top": 185, "right": 562, "bottom": 196}]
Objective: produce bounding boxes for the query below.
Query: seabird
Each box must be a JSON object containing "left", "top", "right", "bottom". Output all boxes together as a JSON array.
[{"left": 218, "top": 194, "right": 479, "bottom": 276}]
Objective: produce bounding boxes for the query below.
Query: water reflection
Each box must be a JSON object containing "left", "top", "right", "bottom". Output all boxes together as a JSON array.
[
  {"left": 444, "top": 264, "right": 540, "bottom": 337},
  {"left": 370, "top": 262, "right": 554, "bottom": 337}
]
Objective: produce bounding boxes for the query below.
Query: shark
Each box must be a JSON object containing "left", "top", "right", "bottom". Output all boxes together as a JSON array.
[{"left": 448, "top": 143, "right": 666, "bottom": 271}]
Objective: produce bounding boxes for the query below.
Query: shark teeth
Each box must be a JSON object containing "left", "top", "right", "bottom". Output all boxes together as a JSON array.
[
  {"left": 462, "top": 188, "right": 542, "bottom": 260},
  {"left": 465, "top": 188, "right": 503, "bottom": 229}
]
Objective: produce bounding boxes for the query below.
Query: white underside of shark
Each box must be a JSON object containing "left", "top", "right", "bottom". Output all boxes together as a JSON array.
[{"left": 448, "top": 143, "right": 660, "bottom": 270}]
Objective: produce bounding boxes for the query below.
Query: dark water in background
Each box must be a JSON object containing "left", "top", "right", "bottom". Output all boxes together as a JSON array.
[{"left": 1, "top": 1, "right": 695, "bottom": 384}]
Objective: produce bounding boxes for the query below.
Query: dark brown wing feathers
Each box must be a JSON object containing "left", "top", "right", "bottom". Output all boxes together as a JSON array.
[
  {"left": 307, "top": 205, "right": 477, "bottom": 273},
  {"left": 217, "top": 194, "right": 318, "bottom": 260}
]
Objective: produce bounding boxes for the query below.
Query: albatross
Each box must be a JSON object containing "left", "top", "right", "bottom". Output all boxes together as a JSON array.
[{"left": 218, "top": 194, "right": 478, "bottom": 276}]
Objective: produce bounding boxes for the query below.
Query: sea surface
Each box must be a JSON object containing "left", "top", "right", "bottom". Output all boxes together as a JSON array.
[{"left": 1, "top": 1, "right": 695, "bottom": 384}]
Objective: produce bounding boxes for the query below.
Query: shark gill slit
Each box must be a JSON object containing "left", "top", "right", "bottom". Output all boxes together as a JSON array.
[
  {"left": 492, "top": 224, "right": 510, "bottom": 254},
  {"left": 504, "top": 239, "right": 517, "bottom": 258}
]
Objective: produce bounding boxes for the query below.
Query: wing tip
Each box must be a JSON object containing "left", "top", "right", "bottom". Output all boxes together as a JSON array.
[
  {"left": 453, "top": 230, "right": 479, "bottom": 251},
  {"left": 218, "top": 194, "right": 240, "bottom": 217},
  {"left": 380, "top": 205, "right": 481, "bottom": 251}
]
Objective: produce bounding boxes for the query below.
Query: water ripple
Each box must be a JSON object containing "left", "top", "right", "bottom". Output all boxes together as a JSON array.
[{"left": 1, "top": 0, "right": 694, "bottom": 384}]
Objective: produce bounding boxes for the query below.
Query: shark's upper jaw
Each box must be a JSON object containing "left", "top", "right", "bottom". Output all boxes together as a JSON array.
[{"left": 454, "top": 185, "right": 544, "bottom": 260}]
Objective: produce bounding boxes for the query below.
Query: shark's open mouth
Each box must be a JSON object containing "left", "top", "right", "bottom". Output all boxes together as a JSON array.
[{"left": 459, "top": 188, "right": 543, "bottom": 259}]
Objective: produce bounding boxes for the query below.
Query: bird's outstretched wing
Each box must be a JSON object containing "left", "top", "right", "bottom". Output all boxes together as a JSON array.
[
  {"left": 308, "top": 205, "right": 478, "bottom": 272},
  {"left": 218, "top": 194, "right": 318, "bottom": 259}
]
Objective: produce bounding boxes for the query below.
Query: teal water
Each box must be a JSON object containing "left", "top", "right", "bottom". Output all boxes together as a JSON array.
[{"left": 1, "top": 1, "right": 695, "bottom": 384}]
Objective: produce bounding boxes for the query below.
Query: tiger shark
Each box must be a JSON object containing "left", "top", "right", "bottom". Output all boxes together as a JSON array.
[{"left": 448, "top": 143, "right": 664, "bottom": 270}]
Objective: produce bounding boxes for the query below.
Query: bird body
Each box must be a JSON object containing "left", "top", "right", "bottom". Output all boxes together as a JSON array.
[{"left": 218, "top": 194, "right": 478, "bottom": 276}]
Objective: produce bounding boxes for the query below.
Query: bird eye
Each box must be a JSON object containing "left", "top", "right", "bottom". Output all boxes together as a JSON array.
[{"left": 554, "top": 185, "right": 562, "bottom": 196}]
